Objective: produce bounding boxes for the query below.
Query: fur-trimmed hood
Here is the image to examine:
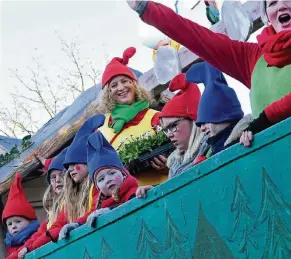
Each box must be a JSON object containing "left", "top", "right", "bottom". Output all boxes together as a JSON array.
[{"left": 224, "top": 114, "right": 253, "bottom": 147}]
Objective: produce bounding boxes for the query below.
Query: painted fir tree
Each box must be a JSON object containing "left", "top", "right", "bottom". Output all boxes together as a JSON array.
[
  {"left": 83, "top": 247, "right": 93, "bottom": 259},
  {"left": 255, "top": 168, "right": 291, "bottom": 259},
  {"left": 136, "top": 219, "right": 163, "bottom": 259},
  {"left": 192, "top": 202, "right": 235, "bottom": 259},
  {"left": 228, "top": 176, "right": 258, "bottom": 258},
  {"left": 165, "top": 210, "right": 187, "bottom": 259},
  {"left": 98, "top": 238, "right": 113, "bottom": 259}
]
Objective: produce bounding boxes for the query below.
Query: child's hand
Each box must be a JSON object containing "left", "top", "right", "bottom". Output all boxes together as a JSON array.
[
  {"left": 34, "top": 153, "right": 46, "bottom": 166},
  {"left": 17, "top": 247, "right": 28, "bottom": 259},
  {"left": 136, "top": 185, "right": 153, "bottom": 198},
  {"left": 58, "top": 223, "right": 79, "bottom": 240},
  {"left": 86, "top": 208, "right": 111, "bottom": 228}
]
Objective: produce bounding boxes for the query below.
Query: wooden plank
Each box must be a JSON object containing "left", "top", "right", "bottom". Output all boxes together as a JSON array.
[
  {"left": 0, "top": 0, "right": 263, "bottom": 195},
  {"left": 25, "top": 118, "right": 291, "bottom": 259}
]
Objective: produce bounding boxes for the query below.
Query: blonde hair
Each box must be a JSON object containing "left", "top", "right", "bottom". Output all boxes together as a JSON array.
[
  {"left": 260, "top": 0, "right": 269, "bottom": 25},
  {"left": 97, "top": 80, "right": 153, "bottom": 114},
  {"left": 63, "top": 171, "right": 91, "bottom": 223},
  {"left": 43, "top": 184, "right": 64, "bottom": 224}
]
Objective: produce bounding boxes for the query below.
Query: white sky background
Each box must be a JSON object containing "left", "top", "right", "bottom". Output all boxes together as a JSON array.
[{"left": 0, "top": 0, "right": 263, "bottom": 137}]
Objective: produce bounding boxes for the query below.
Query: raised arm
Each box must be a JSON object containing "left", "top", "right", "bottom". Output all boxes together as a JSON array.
[{"left": 133, "top": 1, "right": 262, "bottom": 88}]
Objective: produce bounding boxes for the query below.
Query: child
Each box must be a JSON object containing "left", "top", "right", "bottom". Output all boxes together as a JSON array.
[
  {"left": 14, "top": 148, "right": 68, "bottom": 259},
  {"left": 59, "top": 122, "right": 150, "bottom": 238},
  {"left": 186, "top": 62, "right": 252, "bottom": 161},
  {"left": 2, "top": 173, "right": 40, "bottom": 257},
  {"left": 42, "top": 115, "right": 105, "bottom": 243}
]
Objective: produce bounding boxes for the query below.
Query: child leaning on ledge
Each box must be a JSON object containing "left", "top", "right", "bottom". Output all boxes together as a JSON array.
[
  {"left": 3, "top": 173, "right": 40, "bottom": 257},
  {"left": 58, "top": 118, "right": 151, "bottom": 239}
]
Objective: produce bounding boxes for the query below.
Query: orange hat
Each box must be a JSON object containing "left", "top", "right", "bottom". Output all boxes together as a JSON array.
[
  {"left": 101, "top": 47, "right": 137, "bottom": 89},
  {"left": 159, "top": 73, "right": 201, "bottom": 120},
  {"left": 2, "top": 173, "right": 37, "bottom": 223}
]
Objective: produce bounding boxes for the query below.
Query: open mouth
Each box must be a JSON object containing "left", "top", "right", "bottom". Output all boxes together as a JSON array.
[
  {"left": 118, "top": 91, "right": 129, "bottom": 97},
  {"left": 71, "top": 173, "right": 77, "bottom": 178},
  {"left": 108, "top": 184, "right": 116, "bottom": 190},
  {"left": 278, "top": 14, "right": 291, "bottom": 24},
  {"left": 56, "top": 185, "right": 63, "bottom": 189}
]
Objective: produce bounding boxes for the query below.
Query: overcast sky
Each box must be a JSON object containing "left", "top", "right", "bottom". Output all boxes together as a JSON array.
[{"left": 0, "top": 0, "right": 262, "bottom": 136}]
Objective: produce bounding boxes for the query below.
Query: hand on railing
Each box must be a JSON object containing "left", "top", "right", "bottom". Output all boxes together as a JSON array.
[
  {"left": 86, "top": 208, "right": 111, "bottom": 228},
  {"left": 17, "top": 247, "right": 28, "bottom": 259},
  {"left": 136, "top": 185, "right": 153, "bottom": 198},
  {"left": 58, "top": 223, "right": 79, "bottom": 240}
]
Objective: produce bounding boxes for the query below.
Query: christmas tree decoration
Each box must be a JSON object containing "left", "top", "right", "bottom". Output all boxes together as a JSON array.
[
  {"left": 165, "top": 210, "right": 188, "bottom": 259},
  {"left": 98, "top": 238, "right": 113, "bottom": 259},
  {"left": 228, "top": 176, "right": 258, "bottom": 258},
  {"left": 255, "top": 168, "right": 291, "bottom": 258},
  {"left": 136, "top": 220, "right": 163, "bottom": 258}
]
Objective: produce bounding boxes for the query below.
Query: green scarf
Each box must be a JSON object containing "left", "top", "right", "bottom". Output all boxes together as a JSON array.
[{"left": 110, "top": 100, "right": 149, "bottom": 133}]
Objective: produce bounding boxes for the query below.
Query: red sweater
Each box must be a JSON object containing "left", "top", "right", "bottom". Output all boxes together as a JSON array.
[{"left": 141, "top": 2, "right": 291, "bottom": 124}]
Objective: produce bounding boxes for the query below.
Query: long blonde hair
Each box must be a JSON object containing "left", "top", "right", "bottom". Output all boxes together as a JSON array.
[
  {"left": 63, "top": 171, "right": 91, "bottom": 223},
  {"left": 43, "top": 184, "right": 64, "bottom": 224},
  {"left": 97, "top": 80, "right": 153, "bottom": 114}
]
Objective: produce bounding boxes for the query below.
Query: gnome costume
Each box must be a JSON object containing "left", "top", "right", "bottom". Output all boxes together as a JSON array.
[
  {"left": 87, "top": 131, "right": 138, "bottom": 209},
  {"left": 3, "top": 173, "right": 40, "bottom": 257},
  {"left": 186, "top": 62, "right": 253, "bottom": 158},
  {"left": 159, "top": 73, "right": 204, "bottom": 179}
]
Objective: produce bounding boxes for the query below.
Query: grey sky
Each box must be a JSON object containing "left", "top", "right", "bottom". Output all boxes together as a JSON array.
[{"left": 0, "top": 0, "right": 259, "bottom": 136}]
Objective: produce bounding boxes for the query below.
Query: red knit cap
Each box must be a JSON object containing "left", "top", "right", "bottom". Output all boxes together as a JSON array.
[
  {"left": 159, "top": 73, "right": 201, "bottom": 120},
  {"left": 2, "top": 173, "right": 37, "bottom": 223},
  {"left": 101, "top": 47, "right": 137, "bottom": 89}
]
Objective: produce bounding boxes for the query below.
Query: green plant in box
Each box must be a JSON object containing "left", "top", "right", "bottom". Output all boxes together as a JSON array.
[{"left": 118, "top": 128, "right": 169, "bottom": 167}]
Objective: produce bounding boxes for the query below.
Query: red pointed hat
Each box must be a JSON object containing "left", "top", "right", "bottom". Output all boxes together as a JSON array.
[
  {"left": 2, "top": 173, "right": 37, "bottom": 223},
  {"left": 159, "top": 73, "right": 201, "bottom": 120},
  {"left": 101, "top": 47, "right": 137, "bottom": 89}
]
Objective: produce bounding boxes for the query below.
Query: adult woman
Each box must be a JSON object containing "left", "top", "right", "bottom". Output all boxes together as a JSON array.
[
  {"left": 127, "top": 0, "right": 291, "bottom": 146},
  {"left": 98, "top": 46, "right": 167, "bottom": 185}
]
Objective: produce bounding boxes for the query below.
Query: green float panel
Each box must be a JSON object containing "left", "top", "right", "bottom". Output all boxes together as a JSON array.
[{"left": 26, "top": 118, "right": 291, "bottom": 259}]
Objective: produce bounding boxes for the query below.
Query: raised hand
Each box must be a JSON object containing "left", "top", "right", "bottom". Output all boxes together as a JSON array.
[{"left": 126, "top": 0, "right": 144, "bottom": 11}]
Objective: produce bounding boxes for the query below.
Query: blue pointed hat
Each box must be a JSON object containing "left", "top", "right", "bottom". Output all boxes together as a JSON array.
[
  {"left": 63, "top": 114, "right": 106, "bottom": 169},
  {"left": 186, "top": 62, "right": 243, "bottom": 126},
  {"left": 47, "top": 147, "right": 68, "bottom": 184},
  {"left": 87, "top": 131, "right": 125, "bottom": 182}
]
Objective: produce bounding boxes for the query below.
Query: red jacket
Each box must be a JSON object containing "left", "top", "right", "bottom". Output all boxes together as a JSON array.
[
  {"left": 5, "top": 246, "right": 19, "bottom": 257},
  {"left": 141, "top": 2, "right": 291, "bottom": 124}
]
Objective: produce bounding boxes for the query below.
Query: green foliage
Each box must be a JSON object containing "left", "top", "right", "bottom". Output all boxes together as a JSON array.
[
  {"left": 118, "top": 131, "right": 169, "bottom": 166},
  {"left": 0, "top": 135, "right": 33, "bottom": 168}
]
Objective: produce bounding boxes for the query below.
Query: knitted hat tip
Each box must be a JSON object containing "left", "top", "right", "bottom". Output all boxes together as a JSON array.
[
  {"left": 169, "top": 73, "right": 188, "bottom": 92},
  {"left": 122, "top": 47, "right": 136, "bottom": 65}
]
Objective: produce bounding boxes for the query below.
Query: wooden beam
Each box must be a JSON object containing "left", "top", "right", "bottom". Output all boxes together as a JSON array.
[{"left": 0, "top": 0, "right": 263, "bottom": 195}]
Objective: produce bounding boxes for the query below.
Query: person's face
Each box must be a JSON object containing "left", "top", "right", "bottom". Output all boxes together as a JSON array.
[
  {"left": 95, "top": 168, "right": 125, "bottom": 197},
  {"left": 266, "top": 0, "right": 291, "bottom": 32},
  {"left": 161, "top": 117, "right": 193, "bottom": 152},
  {"left": 50, "top": 170, "right": 64, "bottom": 194},
  {"left": 200, "top": 123, "right": 229, "bottom": 137},
  {"left": 67, "top": 164, "right": 88, "bottom": 183},
  {"left": 6, "top": 216, "right": 30, "bottom": 236},
  {"left": 108, "top": 75, "right": 136, "bottom": 105}
]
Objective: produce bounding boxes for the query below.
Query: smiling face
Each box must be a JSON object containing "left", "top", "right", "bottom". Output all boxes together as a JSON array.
[
  {"left": 67, "top": 164, "right": 88, "bottom": 183},
  {"left": 50, "top": 170, "right": 64, "bottom": 195},
  {"left": 266, "top": 0, "right": 291, "bottom": 32},
  {"left": 6, "top": 216, "right": 30, "bottom": 236},
  {"left": 161, "top": 117, "right": 193, "bottom": 153},
  {"left": 108, "top": 75, "right": 136, "bottom": 105},
  {"left": 95, "top": 168, "right": 125, "bottom": 197},
  {"left": 200, "top": 122, "right": 231, "bottom": 137}
]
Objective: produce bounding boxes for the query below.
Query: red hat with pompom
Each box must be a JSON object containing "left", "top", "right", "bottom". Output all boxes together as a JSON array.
[
  {"left": 101, "top": 47, "right": 137, "bottom": 89},
  {"left": 159, "top": 73, "right": 201, "bottom": 120},
  {"left": 2, "top": 173, "right": 37, "bottom": 223}
]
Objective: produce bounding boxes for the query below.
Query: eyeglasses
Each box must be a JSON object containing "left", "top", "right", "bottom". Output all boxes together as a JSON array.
[{"left": 162, "top": 118, "right": 186, "bottom": 135}]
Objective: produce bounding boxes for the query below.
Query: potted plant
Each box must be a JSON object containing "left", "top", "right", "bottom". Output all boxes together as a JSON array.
[{"left": 118, "top": 127, "right": 175, "bottom": 174}]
